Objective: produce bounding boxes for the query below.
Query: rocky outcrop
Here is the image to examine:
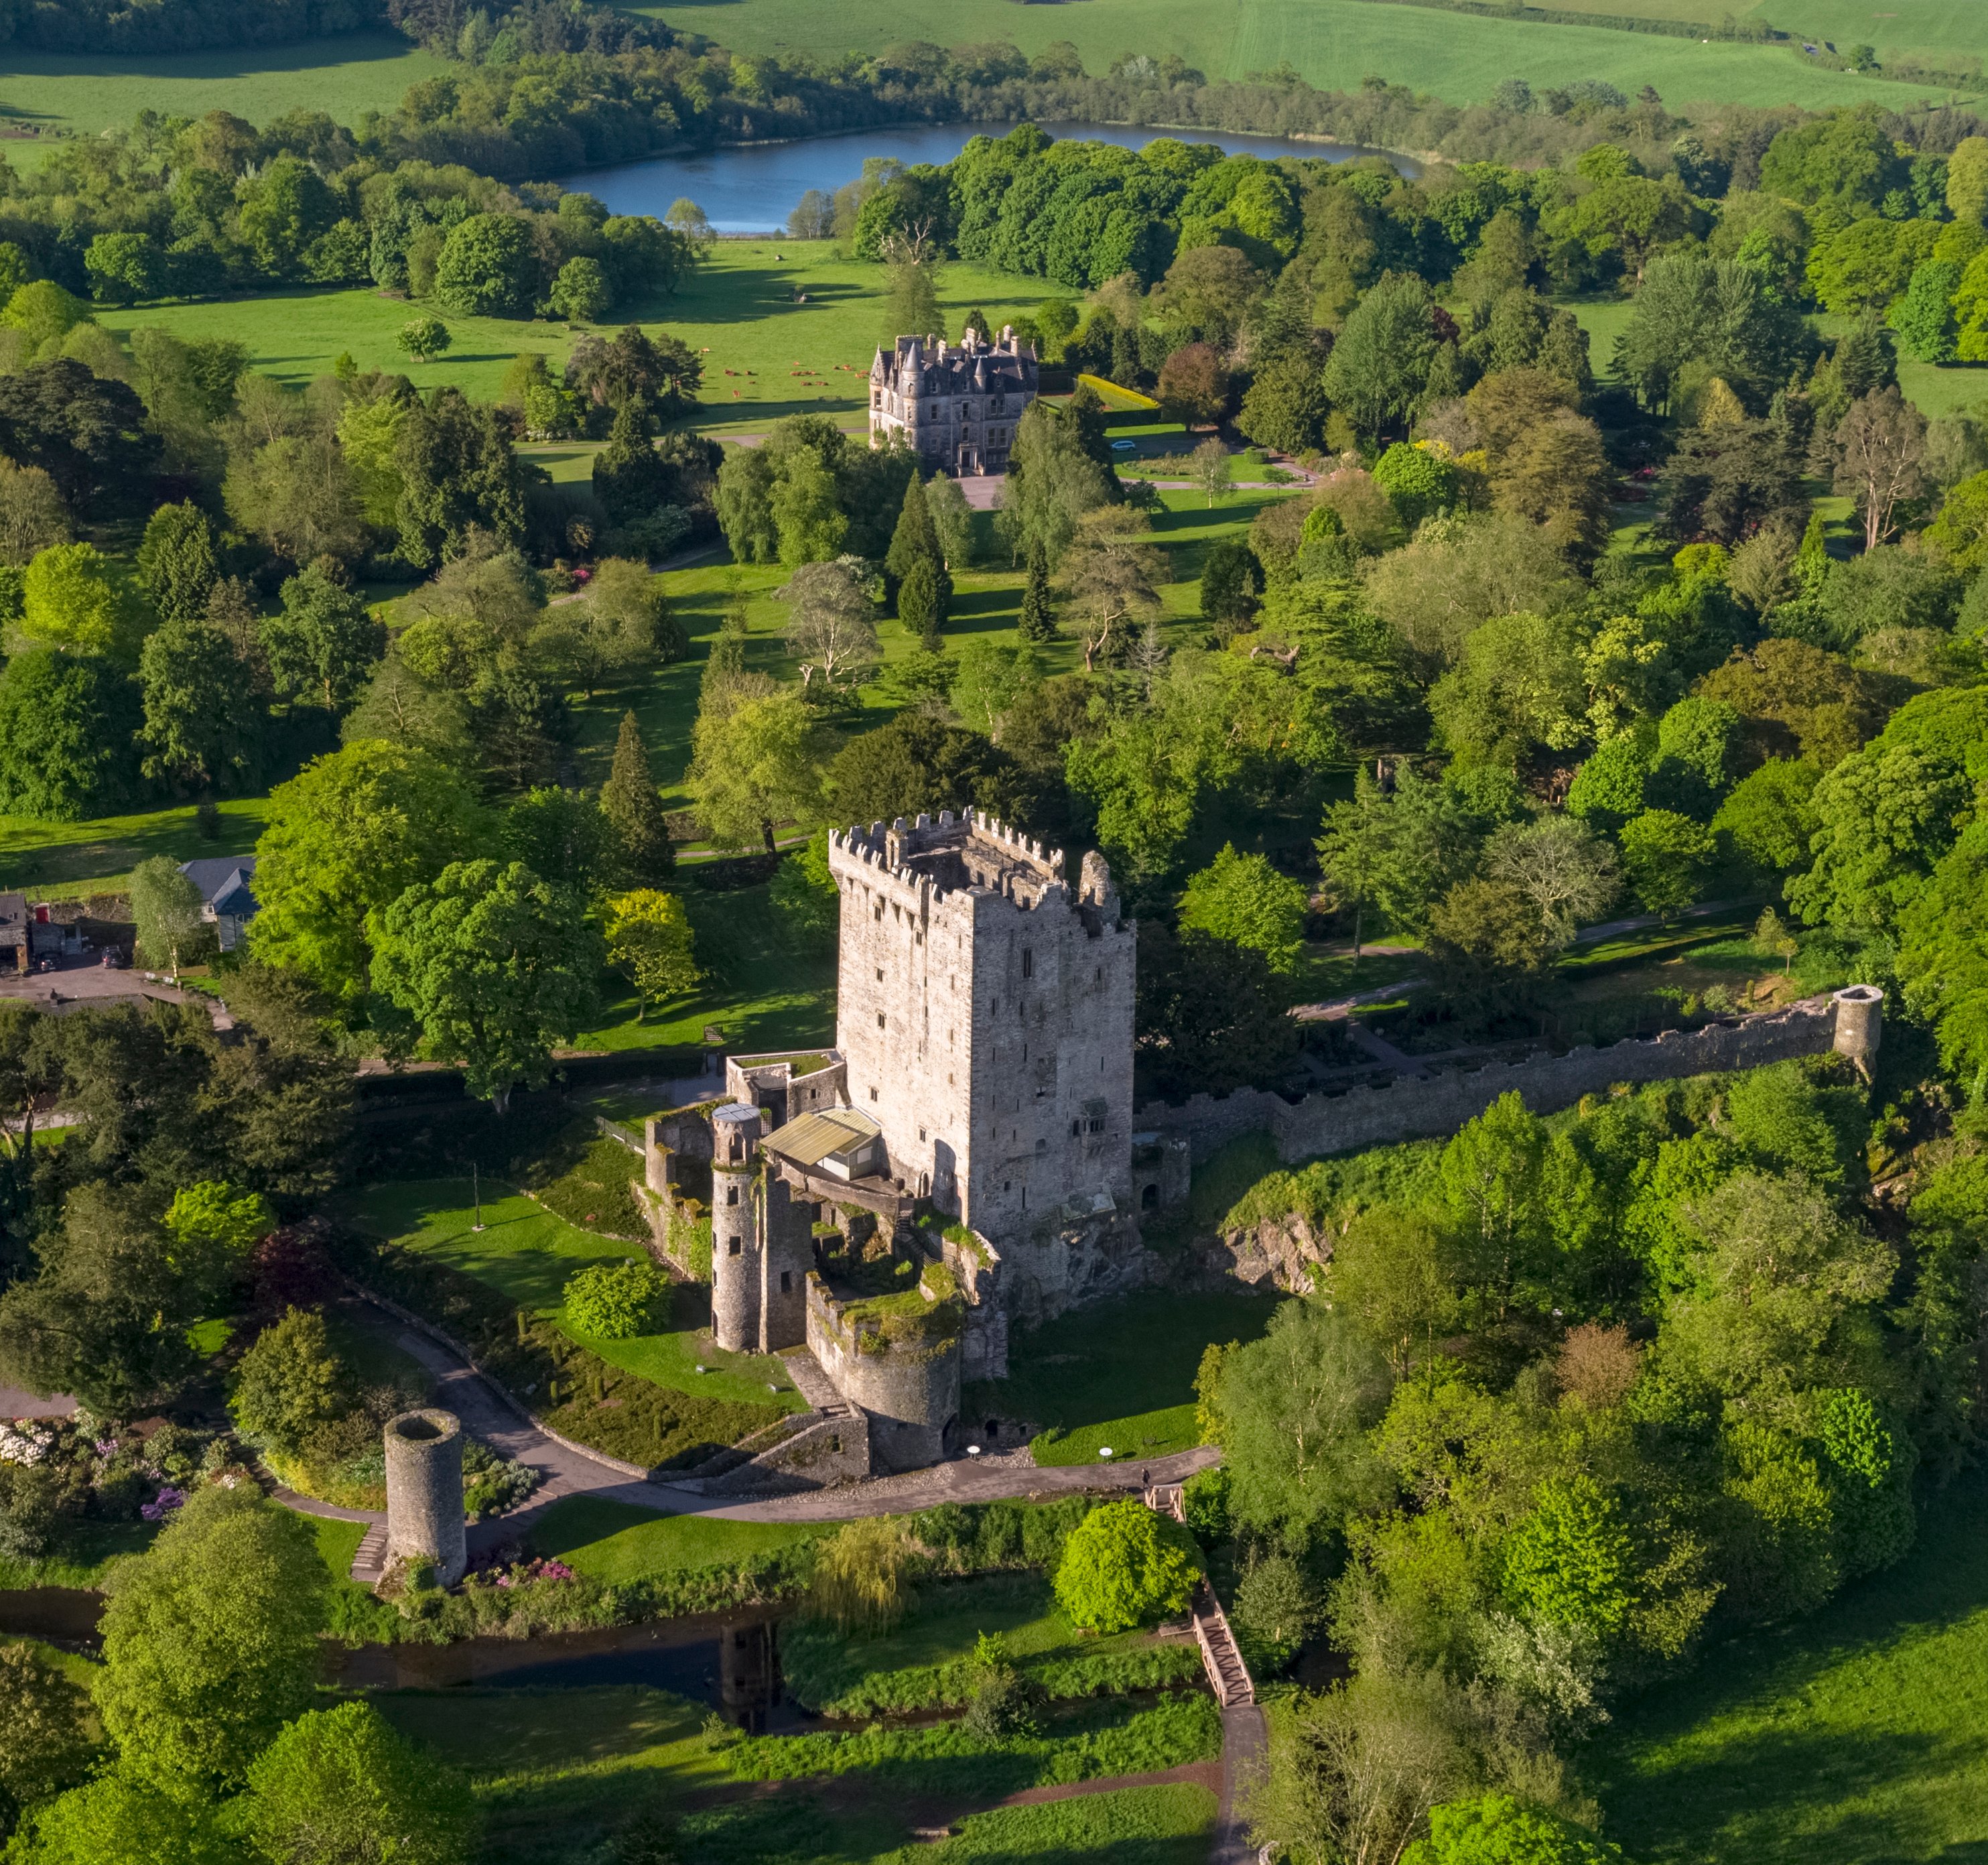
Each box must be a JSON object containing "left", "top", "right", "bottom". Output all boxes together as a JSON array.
[{"left": 1201, "top": 1212, "right": 1333, "bottom": 1294}]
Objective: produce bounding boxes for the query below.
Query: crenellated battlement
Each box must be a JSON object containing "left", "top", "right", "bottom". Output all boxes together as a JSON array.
[{"left": 828, "top": 809, "right": 1082, "bottom": 915}]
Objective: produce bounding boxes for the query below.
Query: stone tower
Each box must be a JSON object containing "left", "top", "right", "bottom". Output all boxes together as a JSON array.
[
  {"left": 1832, "top": 984, "right": 1883, "bottom": 1079},
  {"left": 826, "top": 810, "right": 1136, "bottom": 1248},
  {"left": 383, "top": 1407, "right": 466, "bottom": 1586},
  {"left": 709, "top": 1102, "right": 812, "bottom": 1354}
]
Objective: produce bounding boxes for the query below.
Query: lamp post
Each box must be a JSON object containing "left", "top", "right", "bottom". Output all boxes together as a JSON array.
[{"left": 471, "top": 1161, "right": 485, "bottom": 1233}]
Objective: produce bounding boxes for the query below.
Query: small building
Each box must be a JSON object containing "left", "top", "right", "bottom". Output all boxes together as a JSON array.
[
  {"left": 0, "top": 893, "right": 62, "bottom": 974},
  {"left": 868, "top": 326, "right": 1038, "bottom": 475},
  {"left": 178, "top": 857, "right": 259, "bottom": 952}
]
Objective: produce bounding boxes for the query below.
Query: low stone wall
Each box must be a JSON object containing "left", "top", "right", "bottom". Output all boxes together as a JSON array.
[{"left": 1138, "top": 996, "right": 1847, "bottom": 1167}]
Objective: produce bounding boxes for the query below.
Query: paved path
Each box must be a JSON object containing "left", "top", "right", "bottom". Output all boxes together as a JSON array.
[
  {"left": 0, "top": 962, "right": 231, "bottom": 1029},
  {"left": 270, "top": 1309, "right": 1223, "bottom": 1547},
  {"left": 1214, "top": 1703, "right": 1269, "bottom": 1865},
  {"left": 0, "top": 1387, "right": 74, "bottom": 1420}
]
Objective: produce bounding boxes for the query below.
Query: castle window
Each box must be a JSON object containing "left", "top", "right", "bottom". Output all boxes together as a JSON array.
[
  {"left": 1071, "top": 1119, "right": 1079, "bottom": 1137},
  {"left": 728, "top": 1238, "right": 741, "bottom": 1256},
  {"left": 876, "top": 1013, "right": 886, "bottom": 1029},
  {"left": 876, "top": 967, "right": 883, "bottom": 981},
  {"left": 781, "top": 1271, "right": 793, "bottom": 1292},
  {"left": 870, "top": 1086, "right": 879, "bottom": 1101},
  {"left": 919, "top": 1127, "right": 927, "bottom": 1141},
  {"left": 726, "top": 1186, "right": 739, "bottom": 1206}
]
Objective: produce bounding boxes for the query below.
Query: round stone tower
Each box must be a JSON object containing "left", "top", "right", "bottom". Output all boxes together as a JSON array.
[
  {"left": 710, "top": 1103, "right": 763, "bottom": 1353},
  {"left": 383, "top": 1407, "right": 466, "bottom": 1586},
  {"left": 1832, "top": 984, "right": 1884, "bottom": 1080}
]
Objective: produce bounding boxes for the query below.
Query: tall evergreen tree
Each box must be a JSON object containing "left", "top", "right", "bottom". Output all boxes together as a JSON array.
[
  {"left": 1018, "top": 539, "right": 1057, "bottom": 643},
  {"left": 600, "top": 710, "right": 673, "bottom": 880},
  {"left": 592, "top": 402, "right": 669, "bottom": 527},
  {"left": 886, "top": 474, "right": 940, "bottom": 581},
  {"left": 897, "top": 555, "right": 948, "bottom": 651},
  {"left": 135, "top": 501, "right": 218, "bottom": 625}
]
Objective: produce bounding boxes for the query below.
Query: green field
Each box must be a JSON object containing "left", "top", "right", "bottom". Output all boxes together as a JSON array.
[
  {"left": 101, "top": 244, "right": 1063, "bottom": 432},
  {"left": 0, "top": 32, "right": 446, "bottom": 141},
  {"left": 343, "top": 1178, "right": 806, "bottom": 1411},
  {"left": 630, "top": 0, "right": 1963, "bottom": 108},
  {"left": 977, "top": 1287, "right": 1280, "bottom": 1467},
  {"left": 1592, "top": 1468, "right": 1988, "bottom": 1863},
  {"left": 0, "top": 796, "right": 267, "bottom": 899},
  {"left": 1434, "top": 0, "right": 1983, "bottom": 71},
  {"left": 527, "top": 1494, "right": 821, "bottom": 1580}
]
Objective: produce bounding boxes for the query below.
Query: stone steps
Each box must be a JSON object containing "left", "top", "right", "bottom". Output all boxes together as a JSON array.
[{"left": 350, "top": 1523, "right": 388, "bottom": 1587}]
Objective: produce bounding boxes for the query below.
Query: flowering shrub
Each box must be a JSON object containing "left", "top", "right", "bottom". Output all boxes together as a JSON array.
[
  {"left": 0, "top": 1425, "right": 52, "bottom": 1466},
  {"left": 139, "top": 1486, "right": 187, "bottom": 1522}
]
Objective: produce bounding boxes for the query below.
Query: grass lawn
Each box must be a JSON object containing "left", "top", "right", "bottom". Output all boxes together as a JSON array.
[
  {"left": 0, "top": 1517, "right": 157, "bottom": 1590},
  {"left": 781, "top": 1569, "right": 1171, "bottom": 1714},
  {"left": 977, "top": 1287, "right": 1280, "bottom": 1468},
  {"left": 526, "top": 1494, "right": 821, "bottom": 1582},
  {"left": 344, "top": 1177, "right": 805, "bottom": 1412},
  {"left": 921, "top": 1783, "right": 1217, "bottom": 1863},
  {"left": 0, "top": 796, "right": 266, "bottom": 899},
  {"left": 0, "top": 32, "right": 447, "bottom": 140},
  {"left": 1591, "top": 1468, "right": 1988, "bottom": 1864},
  {"left": 631, "top": 0, "right": 1953, "bottom": 109},
  {"left": 98, "top": 243, "right": 1063, "bottom": 423},
  {"left": 373, "top": 1685, "right": 752, "bottom": 1865}
]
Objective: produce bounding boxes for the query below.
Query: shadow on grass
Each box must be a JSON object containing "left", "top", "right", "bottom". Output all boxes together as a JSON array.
[{"left": 1593, "top": 1469, "right": 1988, "bottom": 1865}]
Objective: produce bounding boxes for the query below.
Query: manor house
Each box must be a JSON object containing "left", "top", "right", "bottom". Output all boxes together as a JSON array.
[{"left": 868, "top": 327, "right": 1039, "bottom": 475}]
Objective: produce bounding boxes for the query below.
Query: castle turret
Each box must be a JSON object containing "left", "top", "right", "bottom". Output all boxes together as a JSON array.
[
  {"left": 1833, "top": 984, "right": 1883, "bottom": 1080},
  {"left": 710, "top": 1103, "right": 763, "bottom": 1352}
]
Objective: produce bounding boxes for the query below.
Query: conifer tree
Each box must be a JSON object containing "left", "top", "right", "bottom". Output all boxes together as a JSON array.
[
  {"left": 898, "top": 555, "right": 948, "bottom": 651},
  {"left": 1017, "top": 539, "right": 1056, "bottom": 643},
  {"left": 592, "top": 403, "right": 668, "bottom": 526},
  {"left": 600, "top": 710, "right": 673, "bottom": 880},
  {"left": 886, "top": 474, "right": 940, "bottom": 582}
]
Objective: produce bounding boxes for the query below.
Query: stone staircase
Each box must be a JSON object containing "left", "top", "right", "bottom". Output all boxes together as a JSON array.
[
  {"left": 1146, "top": 1483, "right": 1254, "bottom": 1710},
  {"left": 350, "top": 1523, "right": 388, "bottom": 1586}
]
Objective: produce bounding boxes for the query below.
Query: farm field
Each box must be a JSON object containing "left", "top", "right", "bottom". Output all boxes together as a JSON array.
[
  {"left": 628, "top": 0, "right": 1963, "bottom": 109},
  {"left": 1591, "top": 1466, "right": 1988, "bottom": 1864},
  {"left": 0, "top": 32, "right": 446, "bottom": 141},
  {"left": 1477, "top": 0, "right": 1984, "bottom": 70}
]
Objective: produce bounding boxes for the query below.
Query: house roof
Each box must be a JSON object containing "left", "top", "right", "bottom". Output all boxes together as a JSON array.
[
  {"left": 179, "top": 857, "right": 258, "bottom": 916},
  {"left": 763, "top": 1106, "right": 880, "bottom": 1171},
  {"left": 0, "top": 892, "right": 24, "bottom": 931}
]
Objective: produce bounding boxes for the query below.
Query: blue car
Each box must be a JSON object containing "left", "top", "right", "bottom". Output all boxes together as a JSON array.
[{"left": 1111, "top": 439, "right": 1137, "bottom": 452}]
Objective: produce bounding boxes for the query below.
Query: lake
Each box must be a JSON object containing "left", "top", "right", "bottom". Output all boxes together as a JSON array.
[{"left": 564, "top": 121, "right": 1415, "bottom": 233}]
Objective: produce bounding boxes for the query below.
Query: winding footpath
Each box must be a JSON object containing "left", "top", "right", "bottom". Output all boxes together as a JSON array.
[{"left": 276, "top": 1311, "right": 1221, "bottom": 1554}]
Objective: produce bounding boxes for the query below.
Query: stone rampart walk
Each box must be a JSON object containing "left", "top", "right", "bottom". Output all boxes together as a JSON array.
[{"left": 269, "top": 1319, "right": 1221, "bottom": 1547}]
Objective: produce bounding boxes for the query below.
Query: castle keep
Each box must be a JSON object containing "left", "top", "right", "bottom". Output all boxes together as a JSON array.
[
  {"left": 827, "top": 811, "right": 1136, "bottom": 1241},
  {"left": 869, "top": 328, "right": 1038, "bottom": 474},
  {"left": 641, "top": 811, "right": 1152, "bottom": 1478}
]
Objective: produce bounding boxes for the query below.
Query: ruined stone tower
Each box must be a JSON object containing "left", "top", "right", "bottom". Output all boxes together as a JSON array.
[
  {"left": 709, "top": 1102, "right": 814, "bottom": 1354},
  {"left": 383, "top": 1407, "right": 466, "bottom": 1586},
  {"left": 826, "top": 810, "right": 1136, "bottom": 1246}
]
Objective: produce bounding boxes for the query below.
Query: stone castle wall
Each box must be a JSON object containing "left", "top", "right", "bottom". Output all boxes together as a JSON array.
[
  {"left": 804, "top": 1272, "right": 961, "bottom": 1474},
  {"left": 1138, "top": 996, "right": 1853, "bottom": 1167}
]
